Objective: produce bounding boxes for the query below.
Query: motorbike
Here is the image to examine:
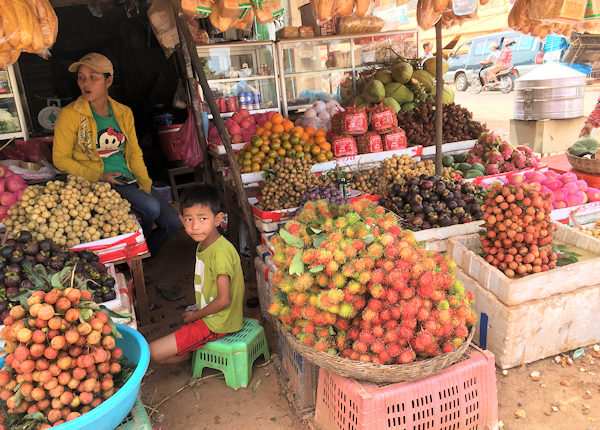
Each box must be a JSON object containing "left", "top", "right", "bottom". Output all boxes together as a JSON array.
[{"left": 469, "top": 65, "right": 517, "bottom": 94}]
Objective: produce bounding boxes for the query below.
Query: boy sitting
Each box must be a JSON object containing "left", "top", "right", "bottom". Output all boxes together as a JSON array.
[{"left": 149, "top": 185, "right": 245, "bottom": 364}]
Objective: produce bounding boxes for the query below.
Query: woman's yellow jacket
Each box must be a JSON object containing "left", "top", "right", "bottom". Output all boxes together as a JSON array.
[{"left": 53, "top": 95, "right": 152, "bottom": 192}]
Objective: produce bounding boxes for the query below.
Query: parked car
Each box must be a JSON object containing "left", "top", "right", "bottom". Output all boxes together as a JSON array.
[{"left": 443, "top": 30, "right": 544, "bottom": 91}]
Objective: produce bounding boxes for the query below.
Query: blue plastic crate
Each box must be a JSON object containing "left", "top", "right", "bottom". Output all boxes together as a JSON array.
[{"left": 276, "top": 328, "right": 319, "bottom": 412}]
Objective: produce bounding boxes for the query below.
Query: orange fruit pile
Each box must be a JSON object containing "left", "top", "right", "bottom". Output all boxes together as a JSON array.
[{"left": 235, "top": 120, "right": 334, "bottom": 173}]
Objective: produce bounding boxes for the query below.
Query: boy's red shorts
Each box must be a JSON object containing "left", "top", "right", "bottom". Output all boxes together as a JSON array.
[{"left": 175, "top": 319, "right": 227, "bottom": 356}]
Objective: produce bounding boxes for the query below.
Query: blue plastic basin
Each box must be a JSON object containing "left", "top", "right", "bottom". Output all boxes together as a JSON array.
[{"left": 0, "top": 324, "right": 150, "bottom": 430}]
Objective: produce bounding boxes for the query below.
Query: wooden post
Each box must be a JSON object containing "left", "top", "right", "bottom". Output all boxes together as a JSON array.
[
  {"left": 173, "top": 12, "right": 259, "bottom": 268},
  {"left": 434, "top": 20, "right": 443, "bottom": 176}
]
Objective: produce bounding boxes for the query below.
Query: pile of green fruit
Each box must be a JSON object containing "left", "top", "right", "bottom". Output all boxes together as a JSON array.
[
  {"left": 343, "top": 57, "right": 454, "bottom": 114},
  {"left": 442, "top": 153, "right": 486, "bottom": 179}
]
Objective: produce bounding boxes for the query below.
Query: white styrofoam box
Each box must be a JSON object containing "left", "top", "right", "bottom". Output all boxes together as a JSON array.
[
  {"left": 447, "top": 223, "right": 600, "bottom": 306},
  {"left": 412, "top": 220, "right": 484, "bottom": 253},
  {"left": 458, "top": 268, "right": 600, "bottom": 369}
]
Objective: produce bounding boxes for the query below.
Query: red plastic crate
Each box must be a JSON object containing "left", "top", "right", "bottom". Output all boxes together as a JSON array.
[{"left": 314, "top": 345, "right": 498, "bottom": 430}]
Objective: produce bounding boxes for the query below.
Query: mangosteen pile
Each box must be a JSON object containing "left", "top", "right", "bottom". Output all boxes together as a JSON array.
[
  {"left": 0, "top": 231, "right": 118, "bottom": 321},
  {"left": 379, "top": 175, "right": 486, "bottom": 230}
]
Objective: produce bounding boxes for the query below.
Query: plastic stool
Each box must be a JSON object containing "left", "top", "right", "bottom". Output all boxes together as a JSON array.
[{"left": 192, "top": 318, "right": 270, "bottom": 390}]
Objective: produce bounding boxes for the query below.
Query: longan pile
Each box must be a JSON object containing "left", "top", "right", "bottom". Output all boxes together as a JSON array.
[
  {"left": 258, "top": 158, "right": 327, "bottom": 210},
  {"left": 348, "top": 155, "right": 453, "bottom": 195},
  {"left": 5, "top": 176, "right": 138, "bottom": 247}
]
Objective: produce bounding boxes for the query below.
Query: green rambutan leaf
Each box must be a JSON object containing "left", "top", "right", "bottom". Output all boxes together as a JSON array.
[
  {"left": 309, "top": 264, "right": 324, "bottom": 273},
  {"left": 279, "top": 228, "right": 304, "bottom": 248},
  {"left": 312, "top": 233, "right": 326, "bottom": 248},
  {"left": 362, "top": 234, "right": 375, "bottom": 244},
  {"left": 289, "top": 251, "right": 305, "bottom": 275}
]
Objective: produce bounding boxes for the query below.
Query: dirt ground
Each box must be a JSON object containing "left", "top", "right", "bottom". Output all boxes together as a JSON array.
[{"left": 131, "top": 229, "right": 600, "bottom": 430}]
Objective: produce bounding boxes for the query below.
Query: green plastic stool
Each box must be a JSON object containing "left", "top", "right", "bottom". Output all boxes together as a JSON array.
[{"left": 192, "top": 318, "right": 270, "bottom": 390}]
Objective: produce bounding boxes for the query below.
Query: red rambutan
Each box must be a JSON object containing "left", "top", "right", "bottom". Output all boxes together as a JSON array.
[
  {"left": 378, "top": 349, "right": 391, "bottom": 363},
  {"left": 442, "top": 342, "right": 455, "bottom": 354},
  {"left": 400, "top": 287, "right": 415, "bottom": 300},
  {"left": 384, "top": 329, "right": 399, "bottom": 344},
  {"left": 390, "top": 306, "right": 402, "bottom": 320},
  {"left": 382, "top": 260, "right": 395, "bottom": 273},
  {"left": 367, "top": 298, "right": 383, "bottom": 312},
  {"left": 348, "top": 327, "right": 360, "bottom": 341},
  {"left": 325, "top": 261, "right": 339, "bottom": 276},
  {"left": 417, "top": 307, "right": 430, "bottom": 322},
  {"left": 372, "top": 325, "right": 385, "bottom": 338},
  {"left": 358, "top": 331, "right": 374, "bottom": 345},
  {"left": 368, "top": 283, "right": 385, "bottom": 299},
  {"left": 398, "top": 325, "right": 414, "bottom": 341},
  {"left": 384, "top": 320, "right": 398, "bottom": 330},
  {"left": 370, "top": 339, "right": 385, "bottom": 354},
  {"left": 397, "top": 348, "right": 416, "bottom": 364},
  {"left": 386, "top": 289, "right": 399, "bottom": 304},
  {"left": 386, "top": 343, "right": 402, "bottom": 358},
  {"left": 379, "top": 309, "right": 391, "bottom": 321}
]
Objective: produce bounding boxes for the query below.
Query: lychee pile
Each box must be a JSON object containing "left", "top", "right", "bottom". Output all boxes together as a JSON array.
[
  {"left": 269, "top": 199, "right": 476, "bottom": 365},
  {"left": 481, "top": 182, "right": 557, "bottom": 278},
  {"left": 0, "top": 286, "right": 129, "bottom": 428}
]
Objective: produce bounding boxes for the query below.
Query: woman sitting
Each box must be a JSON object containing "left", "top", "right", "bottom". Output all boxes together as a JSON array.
[{"left": 53, "top": 53, "right": 181, "bottom": 258}]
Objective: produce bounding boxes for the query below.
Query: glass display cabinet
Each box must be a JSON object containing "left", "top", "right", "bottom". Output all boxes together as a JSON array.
[
  {"left": 196, "top": 41, "right": 281, "bottom": 118},
  {"left": 276, "top": 30, "right": 419, "bottom": 114},
  {"left": 0, "top": 65, "right": 28, "bottom": 140}
]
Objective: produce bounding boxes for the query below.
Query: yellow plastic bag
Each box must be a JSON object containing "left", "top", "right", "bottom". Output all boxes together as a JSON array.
[
  {"left": 181, "top": 0, "right": 212, "bottom": 18},
  {"left": 530, "top": 0, "right": 587, "bottom": 23},
  {"left": 252, "top": 0, "right": 284, "bottom": 23}
]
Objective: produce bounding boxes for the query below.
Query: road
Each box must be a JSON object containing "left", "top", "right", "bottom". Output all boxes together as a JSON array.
[{"left": 452, "top": 85, "right": 600, "bottom": 139}]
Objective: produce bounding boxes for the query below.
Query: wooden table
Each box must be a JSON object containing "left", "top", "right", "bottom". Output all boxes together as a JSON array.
[{"left": 108, "top": 251, "right": 151, "bottom": 326}]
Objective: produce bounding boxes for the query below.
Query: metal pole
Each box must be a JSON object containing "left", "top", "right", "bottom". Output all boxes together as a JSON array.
[{"left": 434, "top": 20, "right": 443, "bottom": 176}]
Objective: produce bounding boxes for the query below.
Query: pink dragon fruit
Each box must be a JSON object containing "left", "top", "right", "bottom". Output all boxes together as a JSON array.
[
  {"left": 511, "top": 150, "right": 527, "bottom": 169},
  {"left": 500, "top": 161, "right": 515, "bottom": 173},
  {"left": 485, "top": 163, "right": 500, "bottom": 175},
  {"left": 499, "top": 142, "right": 514, "bottom": 161},
  {"left": 516, "top": 145, "right": 533, "bottom": 155},
  {"left": 485, "top": 150, "right": 504, "bottom": 165},
  {"left": 466, "top": 153, "right": 484, "bottom": 165}
]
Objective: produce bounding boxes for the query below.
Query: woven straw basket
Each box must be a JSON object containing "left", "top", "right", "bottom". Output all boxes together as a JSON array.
[
  {"left": 280, "top": 324, "right": 475, "bottom": 383},
  {"left": 566, "top": 151, "right": 600, "bottom": 175}
]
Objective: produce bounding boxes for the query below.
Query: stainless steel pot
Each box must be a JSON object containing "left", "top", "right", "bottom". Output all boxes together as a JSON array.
[{"left": 514, "top": 62, "right": 586, "bottom": 120}]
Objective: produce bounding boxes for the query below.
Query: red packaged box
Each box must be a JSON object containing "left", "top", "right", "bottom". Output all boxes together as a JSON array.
[
  {"left": 331, "top": 135, "right": 358, "bottom": 157},
  {"left": 332, "top": 109, "right": 368, "bottom": 136},
  {"left": 369, "top": 106, "right": 397, "bottom": 132},
  {"left": 381, "top": 128, "right": 407, "bottom": 151},
  {"left": 356, "top": 132, "right": 383, "bottom": 154}
]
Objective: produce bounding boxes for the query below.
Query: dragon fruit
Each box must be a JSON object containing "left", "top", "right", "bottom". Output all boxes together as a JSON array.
[
  {"left": 485, "top": 150, "right": 504, "bottom": 165},
  {"left": 511, "top": 150, "right": 527, "bottom": 169},
  {"left": 485, "top": 164, "right": 500, "bottom": 175},
  {"left": 499, "top": 142, "right": 514, "bottom": 161}
]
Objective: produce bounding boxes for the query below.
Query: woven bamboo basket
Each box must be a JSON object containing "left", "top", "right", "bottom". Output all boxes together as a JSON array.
[
  {"left": 566, "top": 152, "right": 600, "bottom": 175},
  {"left": 280, "top": 324, "right": 475, "bottom": 383}
]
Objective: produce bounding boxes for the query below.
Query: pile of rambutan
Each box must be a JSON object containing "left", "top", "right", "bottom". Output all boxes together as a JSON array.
[{"left": 269, "top": 199, "right": 476, "bottom": 365}]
